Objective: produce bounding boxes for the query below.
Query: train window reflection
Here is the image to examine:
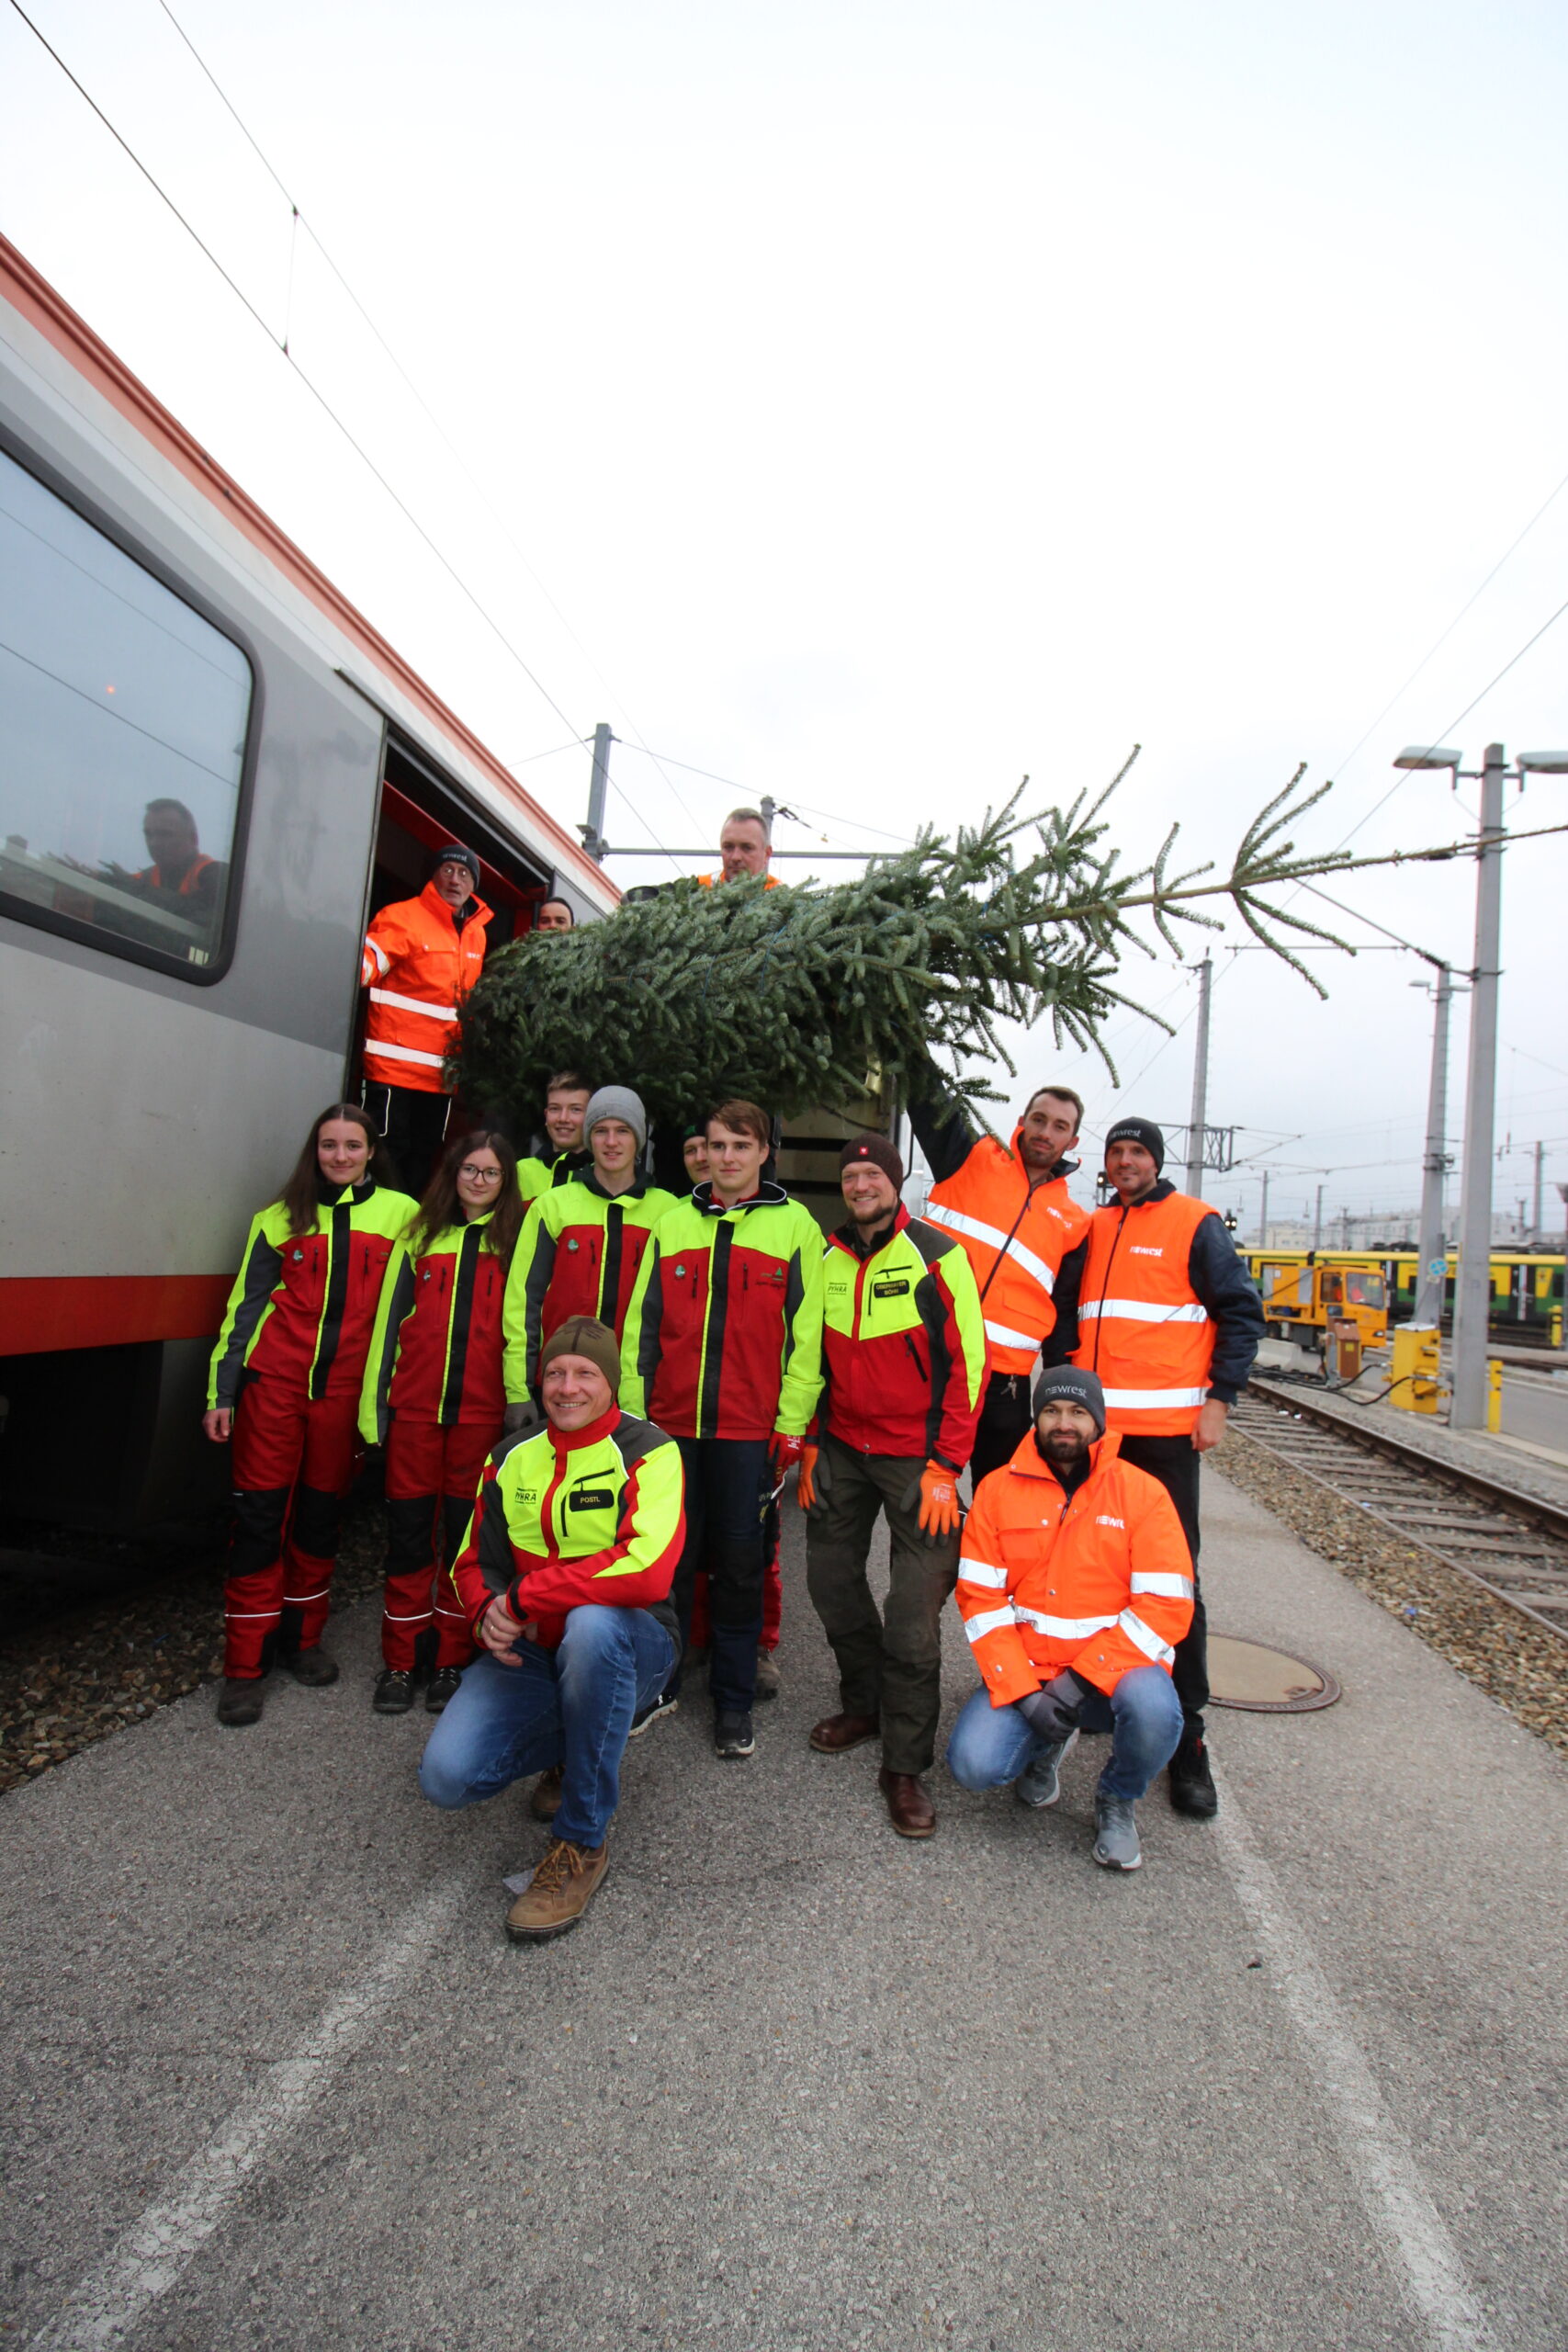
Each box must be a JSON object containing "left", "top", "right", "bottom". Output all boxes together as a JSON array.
[{"left": 0, "top": 446, "right": 252, "bottom": 973}]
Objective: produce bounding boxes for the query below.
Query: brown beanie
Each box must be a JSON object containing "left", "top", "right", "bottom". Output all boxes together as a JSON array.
[
  {"left": 538, "top": 1315, "right": 621, "bottom": 1397},
  {"left": 840, "top": 1134, "right": 904, "bottom": 1188}
]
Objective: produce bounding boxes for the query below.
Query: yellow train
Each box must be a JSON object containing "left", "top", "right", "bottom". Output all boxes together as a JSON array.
[{"left": 1245, "top": 1247, "right": 1565, "bottom": 1345}]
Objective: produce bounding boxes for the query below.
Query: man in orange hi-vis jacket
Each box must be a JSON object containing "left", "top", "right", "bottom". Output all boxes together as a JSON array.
[
  {"left": 360, "top": 843, "right": 491, "bottom": 1195},
  {"left": 946, "top": 1365, "right": 1192, "bottom": 1873}
]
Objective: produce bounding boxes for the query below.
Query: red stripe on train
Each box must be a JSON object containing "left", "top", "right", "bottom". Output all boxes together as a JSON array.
[{"left": 0, "top": 1275, "right": 233, "bottom": 1355}]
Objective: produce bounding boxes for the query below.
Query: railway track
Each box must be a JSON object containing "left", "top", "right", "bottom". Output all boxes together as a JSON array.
[{"left": 1235, "top": 1379, "right": 1568, "bottom": 1642}]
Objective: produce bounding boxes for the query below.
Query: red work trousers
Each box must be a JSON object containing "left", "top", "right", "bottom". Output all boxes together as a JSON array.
[
  {"left": 223, "top": 1378, "right": 360, "bottom": 1678},
  {"left": 380, "top": 1416, "right": 499, "bottom": 1670},
  {"left": 689, "top": 1500, "right": 784, "bottom": 1651}
]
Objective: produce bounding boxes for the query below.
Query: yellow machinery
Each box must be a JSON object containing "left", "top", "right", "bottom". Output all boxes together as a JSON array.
[
  {"left": 1263, "top": 1261, "right": 1390, "bottom": 1358},
  {"left": 1390, "top": 1324, "right": 1441, "bottom": 1414}
]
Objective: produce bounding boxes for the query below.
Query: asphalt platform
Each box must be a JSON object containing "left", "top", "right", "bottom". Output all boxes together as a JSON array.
[{"left": 2, "top": 1467, "right": 1564, "bottom": 2351}]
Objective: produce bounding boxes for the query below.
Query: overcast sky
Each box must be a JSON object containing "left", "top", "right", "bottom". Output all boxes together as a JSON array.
[{"left": 4, "top": 0, "right": 1567, "bottom": 1235}]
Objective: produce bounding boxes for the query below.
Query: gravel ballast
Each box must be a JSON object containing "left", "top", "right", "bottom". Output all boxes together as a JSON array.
[{"left": 1214, "top": 1426, "right": 1568, "bottom": 1761}]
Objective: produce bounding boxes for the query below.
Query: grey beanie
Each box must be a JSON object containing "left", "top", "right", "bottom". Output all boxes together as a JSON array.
[
  {"left": 1032, "top": 1363, "right": 1107, "bottom": 1436},
  {"left": 583, "top": 1085, "right": 647, "bottom": 1155}
]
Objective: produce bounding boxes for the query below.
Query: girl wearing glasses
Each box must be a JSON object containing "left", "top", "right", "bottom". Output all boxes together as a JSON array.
[
  {"left": 360, "top": 1131, "right": 524, "bottom": 1714},
  {"left": 205, "top": 1102, "right": 417, "bottom": 1726}
]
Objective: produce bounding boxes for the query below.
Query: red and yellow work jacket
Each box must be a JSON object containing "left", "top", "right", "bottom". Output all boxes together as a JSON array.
[
  {"left": 516, "top": 1147, "right": 590, "bottom": 1210},
  {"left": 502, "top": 1174, "right": 677, "bottom": 1401},
  {"left": 208, "top": 1180, "right": 417, "bottom": 1408},
  {"left": 358, "top": 1211, "right": 509, "bottom": 1443},
  {"left": 956, "top": 1431, "right": 1194, "bottom": 1703},
  {"left": 925, "top": 1125, "right": 1090, "bottom": 1376},
  {"left": 360, "top": 880, "right": 491, "bottom": 1095},
  {"left": 446, "top": 1405, "right": 683, "bottom": 1653},
  {"left": 818, "top": 1206, "right": 987, "bottom": 1466},
  {"left": 620, "top": 1182, "right": 826, "bottom": 1442}
]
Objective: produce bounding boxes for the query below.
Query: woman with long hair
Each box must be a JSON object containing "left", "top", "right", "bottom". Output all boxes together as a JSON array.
[
  {"left": 359, "top": 1130, "right": 522, "bottom": 1714},
  {"left": 205, "top": 1102, "right": 417, "bottom": 1725}
]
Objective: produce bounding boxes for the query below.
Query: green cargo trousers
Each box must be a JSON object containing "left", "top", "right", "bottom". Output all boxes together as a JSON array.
[{"left": 804, "top": 1434, "right": 961, "bottom": 1775}]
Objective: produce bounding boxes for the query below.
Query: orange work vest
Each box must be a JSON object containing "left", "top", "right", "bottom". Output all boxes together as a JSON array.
[
  {"left": 1070, "top": 1189, "right": 1217, "bottom": 1434},
  {"left": 361, "top": 880, "right": 491, "bottom": 1096},
  {"left": 696, "top": 871, "right": 781, "bottom": 888},
  {"left": 925, "top": 1128, "right": 1089, "bottom": 1375}
]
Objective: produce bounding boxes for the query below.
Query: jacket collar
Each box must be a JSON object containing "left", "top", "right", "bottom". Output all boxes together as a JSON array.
[
  {"left": 1106, "top": 1175, "right": 1177, "bottom": 1211},
  {"left": 1005, "top": 1426, "right": 1122, "bottom": 1486},
  {"left": 1006, "top": 1121, "right": 1079, "bottom": 1188},
  {"left": 316, "top": 1175, "right": 377, "bottom": 1207},
  {"left": 832, "top": 1201, "right": 908, "bottom": 1259},
  {"left": 694, "top": 1177, "right": 789, "bottom": 1218},
  {"left": 418, "top": 877, "right": 491, "bottom": 930},
  {"left": 577, "top": 1168, "right": 654, "bottom": 1204},
  {"left": 546, "top": 1403, "right": 621, "bottom": 1452}
]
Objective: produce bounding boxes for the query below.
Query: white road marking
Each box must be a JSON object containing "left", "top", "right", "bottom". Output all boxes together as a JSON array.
[
  {"left": 32, "top": 1875, "right": 469, "bottom": 2352},
  {"left": 1213, "top": 1782, "right": 1495, "bottom": 2352}
]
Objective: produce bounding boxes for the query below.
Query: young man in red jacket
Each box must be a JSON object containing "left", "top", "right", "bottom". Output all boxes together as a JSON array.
[
  {"left": 419, "top": 1317, "right": 682, "bottom": 1942},
  {"left": 947, "top": 1365, "right": 1191, "bottom": 1873}
]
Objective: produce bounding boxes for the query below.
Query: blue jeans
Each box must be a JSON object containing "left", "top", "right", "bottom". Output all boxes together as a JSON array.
[
  {"left": 672, "top": 1436, "right": 771, "bottom": 1715},
  {"left": 946, "top": 1666, "right": 1183, "bottom": 1804},
  {"left": 419, "top": 1604, "right": 676, "bottom": 1849}
]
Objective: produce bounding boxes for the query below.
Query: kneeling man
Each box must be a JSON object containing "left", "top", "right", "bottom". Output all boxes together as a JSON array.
[
  {"left": 420, "top": 1315, "right": 682, "bottom": 1940},
  {"left": 946, "top": 1367, "right": 1192, "bottom": 1871}
]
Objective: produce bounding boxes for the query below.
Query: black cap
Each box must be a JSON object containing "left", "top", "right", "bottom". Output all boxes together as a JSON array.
[
  {"left": 432, "top": 842, "right": 479, "bottom": 882},
  {"left": 1104, "top": 1117, "right": 1165, "bottom": 1174},
  {"left": 1032, "top": 1364, "right": 1107, "bottom": 1435}
]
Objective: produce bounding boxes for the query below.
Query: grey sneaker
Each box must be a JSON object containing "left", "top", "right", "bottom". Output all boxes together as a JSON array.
[
  {"left": 1016, "top": 1727, "right": 1078, "bottom": 1809},
  {"left": 1092, "top": 1794, "right": 1142, "bottom": 1871}
]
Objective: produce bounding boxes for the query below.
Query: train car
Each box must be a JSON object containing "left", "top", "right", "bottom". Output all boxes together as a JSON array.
[
  {"left": 0, "top": 235, "right": 618, "bottom": 1534},
  {"left": 1246, "top": 1247, "right": 1566, "bottom": 1340}
]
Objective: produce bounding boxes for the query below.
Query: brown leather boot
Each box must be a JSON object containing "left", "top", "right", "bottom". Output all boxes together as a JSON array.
[
  {"left": 809, "top": 1711, "right": 880, "bottom": 1753},
  {"left": 879, "top": 1768, "right": 936, "bottom": 1838},
  {"left": 505, "top": 1838, "right": 609, "bottom": 1941},
  {"left": 529, "top": 1765, "right": 564, "bottom": 1822}
]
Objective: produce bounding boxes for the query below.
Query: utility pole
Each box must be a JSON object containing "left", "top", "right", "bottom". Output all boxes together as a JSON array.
[
  {"left": 1258, "top": 1169, "right": 1269, "bottom": 1250},
  {"left": 1184, "top": 956, "right": 1213, "bottom": 1194},
  {"left": 1450, "top": 744, "right": 1506, "bottom": 1429},
  {"left": 580, "top": 722, "right": 613, "bottom": 863},
  {"left": 1412, "top": 966, "right": 1453, "bottom": 1327},
  {"left": 1314, "top": 1183, "right": 1325, "bottom": 1250},
  {"left": 1532, "top": 1140, "right": 1545, "bottom": 1243}
]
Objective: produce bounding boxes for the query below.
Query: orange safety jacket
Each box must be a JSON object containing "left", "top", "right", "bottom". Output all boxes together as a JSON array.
[
  {"left": 696, "top": 871, "right": 781, "bottom": 889},
  {"left": 955, "top": 1430, "right": 1194, "bottom": 1703},
  {"left": 360, "top": 880, "right": 491, "bottom": 1096},
  {"left": 924, "top": 1125, "right": 1090, "bottom": 1375},
  {"left": 1069, "top": 1189, "right": 1221, "bottom": 1435},
  {"left": 137, "top": 854, "right": 218, "bottom": 895}
]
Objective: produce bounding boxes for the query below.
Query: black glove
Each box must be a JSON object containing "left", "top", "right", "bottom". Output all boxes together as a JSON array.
[
  {"left": 503, "top": 1397, "right": 543, "bottom": 1437},
  {"left": 1016, "top": 1672, "right": 1085, "bottom": 1746}
]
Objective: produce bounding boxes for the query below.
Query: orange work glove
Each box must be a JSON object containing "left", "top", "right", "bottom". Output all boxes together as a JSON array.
[
  {"left": 916, "top": 1459, "right": 960, "bottom": 1543},
  {"left": 797, "top": 1442, "right": 822, "bottom": 1512}
]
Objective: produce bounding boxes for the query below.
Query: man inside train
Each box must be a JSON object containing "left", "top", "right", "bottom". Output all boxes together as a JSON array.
[{"left": 536, "top": 896, "right": 575, "bottom": 931}]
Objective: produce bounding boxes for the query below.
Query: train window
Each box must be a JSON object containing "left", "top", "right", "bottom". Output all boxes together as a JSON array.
[{"left": 0, "top": 445, "right": 252, "bottom": 977}]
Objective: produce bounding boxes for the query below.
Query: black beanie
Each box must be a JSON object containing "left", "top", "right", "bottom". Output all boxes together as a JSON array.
[
  {"left": 432, "top": 842, "right": 479, "bottom": 883},
  {"left": 1104, "top": 1117, "right": 1165, "bottom": 1173},
  {"left": 1032, "top": 1364, "right": 1108, "bottom": 1436}
]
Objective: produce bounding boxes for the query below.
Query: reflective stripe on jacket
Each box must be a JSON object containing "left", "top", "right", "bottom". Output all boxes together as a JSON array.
[
  {"left": 956, "top": 1431, "right": 1194, "bottom": 1703},
  {"left": 1070, "top": 1189, "right": 1219, "bottom": 1434},
  {"left": 925, "top": 1125, "right": 1090, "bottom": 1374},
  {"left": 818, "top": 1207, "right": 987, "bottom": 1466},
  {"left": 360, "top": 880, "right": 491, "bottom": 1095},
  {"left": 358, "top": 1212, "right": 509, "bottom": 1443},
  {"left": 208, "top": 1182, "right": 417, "bottom": 1408},
  {"left": 619, "top": 1182, "right": 826, "bottom": 1441},
  {"left": 446, "top": 1404, "right": 683, "bottom": 1653},
  {"left": 502, "top": 1175, "right": 678, "bottom": 1400}
]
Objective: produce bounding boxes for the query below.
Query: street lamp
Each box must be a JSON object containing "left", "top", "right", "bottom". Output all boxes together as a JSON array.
[{"left": 1393, "top": 742, "right": 1568, "bottom": 1429}]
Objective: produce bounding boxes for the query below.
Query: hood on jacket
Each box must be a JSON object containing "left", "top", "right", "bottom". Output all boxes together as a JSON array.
[{"left": 694, "top": 1177, "right": 790, "bottom": 1217}]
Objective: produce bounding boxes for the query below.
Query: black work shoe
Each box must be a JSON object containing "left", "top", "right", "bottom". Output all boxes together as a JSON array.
[
  {"left": 425, "top": 1666, "right": 464, "bottom": 1713},
  {"left": 627, "top": 1690, "right": 679, "bottom": 1739},
  {"left": 1168, "top": 1733, "right": 1218, "bottom": 1818},
  {"left": 280, "top": 1646, "right": 339, "bottom": 1689},
  {"left": 715, "top": 1710, "right": 755, "bottom": 1760},
  {"left": 373, "top": 1668, "right": 414, "bottom": 1714},
  {"left": 216, "top": 1678, "right": 265, "bottom": 1727}
]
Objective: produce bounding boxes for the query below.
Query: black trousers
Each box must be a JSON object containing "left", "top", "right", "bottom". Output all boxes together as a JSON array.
[
  {"left": 1116, "top": 1432, "right": 1208, "bottom": 1743},
  {"left": 362, "top": 1080, "right": 452, "bottom": 1199},
  {"left": 967, "top": 1372, "right": 1034, "bottom": 1490}
]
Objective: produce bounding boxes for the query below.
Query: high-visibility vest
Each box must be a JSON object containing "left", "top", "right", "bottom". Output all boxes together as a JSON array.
[
  {"left": 925, "top": 1129, "right": 1089, "bottom": 1375},
  {"left": 360, "top": 881, "right": 491, "bottom": 1095},
  {"left": 502, "top": 1176, "right": 679, "bottom": 1399},
  {"left": 818, "top": 1208, "right": 987, "bottom": 1465},
  {"left": 1069, "top": 1189, "right": 1218, "bottom": 1434},
  {"left": 137, "top": 854, "right": 219, "bottom": 896},
  {"left": 955, "top": 1429, "right": 1194, "bottom": 1702},
  {"left": 208, "top": 1181, "right": 418, "bottom": 1408},
  {"left": 359, "top": 1212, "right": 509, "bottom": 1443}
]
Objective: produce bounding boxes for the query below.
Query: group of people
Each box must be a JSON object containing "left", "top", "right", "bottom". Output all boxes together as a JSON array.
[{"left": 202, "top": 811, "right": 1264, "bottom": 1944}]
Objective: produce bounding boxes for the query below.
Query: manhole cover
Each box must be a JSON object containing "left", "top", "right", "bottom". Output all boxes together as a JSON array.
[{"left": 1208, "top": 1634, "right": 1340, "bottom": 1713}]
